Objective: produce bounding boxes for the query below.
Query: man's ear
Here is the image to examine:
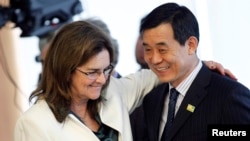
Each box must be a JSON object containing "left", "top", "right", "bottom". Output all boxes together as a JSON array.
[{"left": 187, "top": 36, "right": 198, "bottom": 55}]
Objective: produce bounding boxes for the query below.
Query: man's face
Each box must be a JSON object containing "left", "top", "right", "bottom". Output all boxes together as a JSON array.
[
  {"left": 40, "top": 42, "right": 51, "bottom": 67},
  {"left": 135, "top": 36, "right": 148, "bottom": 68},
  {"left": 142, "top": 23, "right": 197, "bottom": 87}
]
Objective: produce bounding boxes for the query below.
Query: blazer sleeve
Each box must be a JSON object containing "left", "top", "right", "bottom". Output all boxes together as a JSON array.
[{"left": 104, "top": 69, "right": 160, "bottom": 113}]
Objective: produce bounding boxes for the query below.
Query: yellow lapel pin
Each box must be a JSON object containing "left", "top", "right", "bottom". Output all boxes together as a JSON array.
[{"left": 186, "top": 104, "right": 195, "bottom": 113}]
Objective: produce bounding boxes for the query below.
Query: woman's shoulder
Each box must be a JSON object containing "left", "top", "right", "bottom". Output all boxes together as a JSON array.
[{"left": 16, "top": 99, "right": 55, "bottom": 123}]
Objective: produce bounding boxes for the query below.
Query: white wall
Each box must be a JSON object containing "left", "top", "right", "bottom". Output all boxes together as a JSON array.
[
  {"left": 17, "top": 0, "right": 250, "bottom": 110},
  {"left": 206, "top": 0, "right": 250, "bottom": 88}
]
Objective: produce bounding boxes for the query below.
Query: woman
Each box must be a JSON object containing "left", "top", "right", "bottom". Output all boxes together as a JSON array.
[
  {"left": 14, "top": 20, "right": 236, "bottom": 141},
  {"left": 14, "top": 20, "right": 159, "bottom": 141}
]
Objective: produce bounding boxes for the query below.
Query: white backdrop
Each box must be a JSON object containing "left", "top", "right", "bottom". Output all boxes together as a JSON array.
[{"left": 16, "top": 0, "right": 250, "bottom": 110}]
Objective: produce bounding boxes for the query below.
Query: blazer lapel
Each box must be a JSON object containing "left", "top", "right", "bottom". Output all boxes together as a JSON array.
[{"left": 168, "top": 65, "right": 211, "bottom": 140}]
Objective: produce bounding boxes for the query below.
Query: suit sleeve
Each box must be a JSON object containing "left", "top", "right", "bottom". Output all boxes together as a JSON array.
[{"left": 223, "top": 84, "right": 250, "bottom": 123}]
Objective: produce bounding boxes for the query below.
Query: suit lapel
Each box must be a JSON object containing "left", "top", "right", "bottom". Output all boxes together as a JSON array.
[{"left": 168, "top": 65, "right": 211, "bottom": 140}]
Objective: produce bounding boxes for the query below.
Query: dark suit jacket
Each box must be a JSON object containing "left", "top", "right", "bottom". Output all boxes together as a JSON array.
[
  {"left": 143, "top": 64, "right": 250, "bottom": 141},
  {"left": 130, "top": 103, "right": 148, "bottom": 141}
]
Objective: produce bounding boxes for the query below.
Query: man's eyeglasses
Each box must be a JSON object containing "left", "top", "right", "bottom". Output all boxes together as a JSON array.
[{"left": 76, "top": 65, "right": 114, "bottom": 80}]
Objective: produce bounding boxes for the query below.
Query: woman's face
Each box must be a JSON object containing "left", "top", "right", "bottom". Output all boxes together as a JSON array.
[{"left": 70, "top": 48, "right": 111, "bottom": 102}]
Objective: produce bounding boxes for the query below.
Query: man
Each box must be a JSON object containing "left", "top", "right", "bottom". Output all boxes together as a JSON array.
[
  {"left": 135, "top": 35, "right": 149, "bottom": 69},
  {"left": 140, "top": 3, "right": 250, "bottom": 141},
  {"left": 36, "top": 32, "right": 55, "bottom": 83}
]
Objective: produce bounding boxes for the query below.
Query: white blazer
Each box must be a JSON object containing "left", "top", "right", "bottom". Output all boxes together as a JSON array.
[{"left": 14, "top": 69, "right": 159, "bottom": 141}]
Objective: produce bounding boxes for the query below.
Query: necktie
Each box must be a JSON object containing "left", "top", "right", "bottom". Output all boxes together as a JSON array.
[{"left": 161, "top": 88, "right": 179, "bottom": 141}]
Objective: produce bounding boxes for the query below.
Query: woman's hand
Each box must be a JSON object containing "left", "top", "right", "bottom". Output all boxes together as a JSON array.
[{"left": 204, "top": 60, "right": 237, "bottom": 80}]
